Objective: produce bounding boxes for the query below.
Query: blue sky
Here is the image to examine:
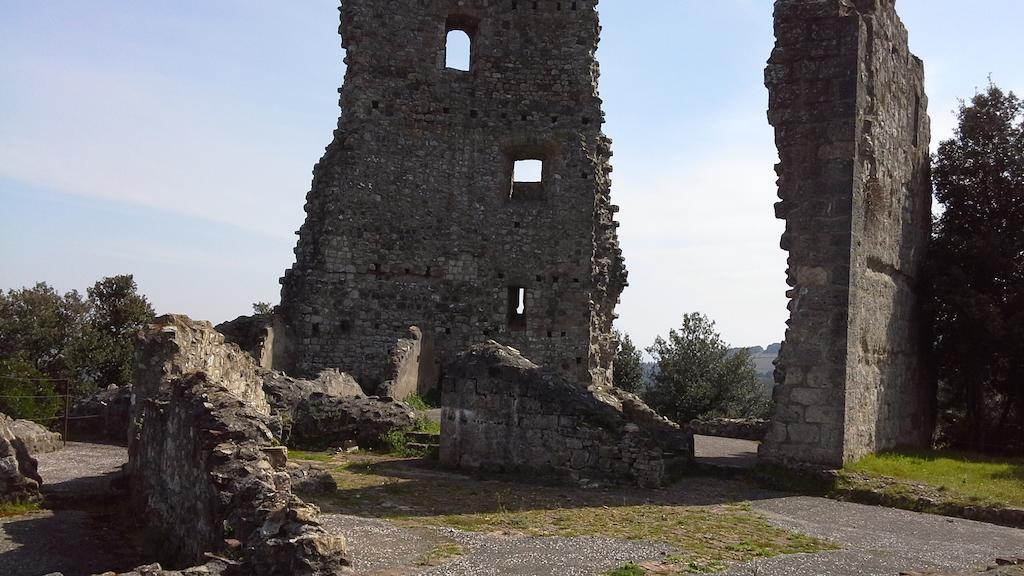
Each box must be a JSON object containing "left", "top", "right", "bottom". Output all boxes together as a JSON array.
[{"left": 1, "top": 1, "right": 1022, "bottom": 349}]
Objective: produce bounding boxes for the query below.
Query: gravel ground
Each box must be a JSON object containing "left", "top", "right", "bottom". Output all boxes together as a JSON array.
[
  {"left": 323, "top": 513, "right": 681, "bottom": 576},
  {"left": 320, "top": 514, "right": 452, "bottom": 575},
  {"left": 721, "top": 496, "right": 1024, "bottom": 576},
  {"left": 423, "top": 530, "right": 679, "bottom": 576},
  {"left": 0, "top": 442, "right": 144, "bottom": 576}
]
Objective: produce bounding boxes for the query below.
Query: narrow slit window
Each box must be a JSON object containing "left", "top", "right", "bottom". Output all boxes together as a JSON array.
[
  {"left": 507, "top": 287, "right": 527, "bottom": 330},
  {"left": 446, "top": 29, "right": 472, "bottom": 71}
]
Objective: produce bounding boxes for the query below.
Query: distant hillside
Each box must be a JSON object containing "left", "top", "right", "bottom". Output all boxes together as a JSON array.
[
  {"left": 728, "top": 343, "right": 781, "bottom": 384},
  {"left": 639, "top": 342, "right": 780, "bottom": 388}
]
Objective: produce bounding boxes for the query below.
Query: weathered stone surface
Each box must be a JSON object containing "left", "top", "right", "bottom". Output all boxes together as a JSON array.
[
  {"left": 260, "top": 368, "right": 364, "bottom": 439},
  {"left": 291, "top": 394, "right": 417, "bottom": 450},
  {"left": 441, "top": 342, "right": 692, "bottom": 487},
  {"left": 762, "top": 0, "right": 934, "bottom": 467},
  {"left": 134, "top": 314, "right": 271, "bottom": 416},
  {"left": 69, "top": 385, "right": 133, "bottom": 442},
  {"left": 0, "top": 412, "right": 41, "bottom": 503},
  {"left": 129, "top": 316, "right": 350, "bottom": 574},
  {"left": 216, "top": 313, "right": 277, "bottom": 369},
  {"left": 376, "top": 326, "right": 440, "bottom": 401},
  {"left": 276, "top": 0, "right": 626, "bottom": 393},
  {"left": 10, "top": 418, "right": 63, "bottom": 454},
  {"left": 287, "top": 461, "right": 338, "bottom": 495}
]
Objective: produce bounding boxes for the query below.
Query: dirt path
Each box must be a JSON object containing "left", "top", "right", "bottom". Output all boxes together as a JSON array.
[{"left": 0, "top": 443, "right": 144, "bottom": 576}]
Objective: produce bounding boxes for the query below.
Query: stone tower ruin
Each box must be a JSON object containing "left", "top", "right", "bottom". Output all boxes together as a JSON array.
[
  {"left": 277, "top": 0, "right": 626, "bottom": 392},
  {"left": 761, "top": 0, "right": 935, "bottom": 467}
]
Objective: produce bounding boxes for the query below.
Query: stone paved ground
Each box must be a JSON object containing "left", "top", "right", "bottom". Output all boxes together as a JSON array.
[{"left": 0, "top": 443, "right": 144, "bottom": 576}]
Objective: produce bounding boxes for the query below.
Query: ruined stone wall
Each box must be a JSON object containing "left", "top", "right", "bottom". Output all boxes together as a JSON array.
[
  {"left": 440, "top": 342, "right": 692, "bottom": 487},
  {"left": 278, "top": 0, "right": 626, "bottom": 390},
  {"left": 129, "top": 316, "right": 349, "bottom": 573},
  {"left": 762, "top": 0, "right": 932, "bottom": 467},
  {"left": 136, "top": 315, "right": 270, "bottom": 415}
]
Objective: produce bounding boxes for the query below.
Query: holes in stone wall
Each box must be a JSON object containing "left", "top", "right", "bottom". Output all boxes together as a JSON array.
[{"left": 508, "top": 286, "right": 527, "bottom": 330}]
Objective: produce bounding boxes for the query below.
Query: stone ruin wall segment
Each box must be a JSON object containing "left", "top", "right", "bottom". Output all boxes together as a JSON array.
[
  {"left": 278, "top": 0, "right": 626, "bottom": 390},
  {"left": 762, "top": 0, "right": 934, "bottom": 467}
]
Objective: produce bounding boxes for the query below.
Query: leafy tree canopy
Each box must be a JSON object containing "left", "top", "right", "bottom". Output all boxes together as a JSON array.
[
  {"left": 928, "top": 82, "right": 1024, "bottom": 453},
  {"left": 0, "top": 275, "right": 156, "bottom": 408},
  {"left": 643, "top": 313, "right": 768, "bottom": 424},
  {"left": 613, "top": 331, "right": 646, "bottom": 394}
]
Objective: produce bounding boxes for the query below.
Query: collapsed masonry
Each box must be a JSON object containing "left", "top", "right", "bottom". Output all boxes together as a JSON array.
[
  {"left": 274, "top": 0, "right": 626, "bottom": 396},
  {"left": 762, "top": 0, "right": 934, "bottom": 467},
  {"left": 128, "top": 315, "right": 351, "bottom": 574},
  {"left": 442, "top": 342, "right": 692, "bottom": 487}
]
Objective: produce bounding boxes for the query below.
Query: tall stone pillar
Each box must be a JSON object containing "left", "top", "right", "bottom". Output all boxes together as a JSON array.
[{"left": 762, "top": 0, "right": 934, "bottom": 467}]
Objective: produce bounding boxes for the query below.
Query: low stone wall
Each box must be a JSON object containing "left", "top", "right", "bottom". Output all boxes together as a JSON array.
[
  {"left": 129, "top": 315, "right": 349, "bottom": 574},
  {"left": 683, "top": 418, "right": 768, "bottom": 442},
  {"left": 440, "top": 342, "right": 693, "bottom": 487}
]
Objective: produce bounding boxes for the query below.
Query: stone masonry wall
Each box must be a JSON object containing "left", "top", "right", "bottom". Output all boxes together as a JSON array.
[
  {"left": 277, "top": 0, "right": 626, "bottom": 391},
  {"left": 136, "top": 315, "right": 270, "bottom": 416},
  {"left": 129, "top": 316, "right": 349, "bottom": 574},
  {"left": 441, "top": 342, "right": 692, "bottom": 487},
  {"left": 761, "top": 0, "right": 933, "bottom": 467}
]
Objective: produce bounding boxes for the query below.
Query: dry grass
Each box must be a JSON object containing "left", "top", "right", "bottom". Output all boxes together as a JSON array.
[
  {"left": 0, "top": 500, "right": 42, "bottom": 518},
  {"left": 299, "top": 451, "right": 835, "bottom": 574}
]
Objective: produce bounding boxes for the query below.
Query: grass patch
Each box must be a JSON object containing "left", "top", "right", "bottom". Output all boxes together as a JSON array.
[
  {"left": 404, "top": 394, "right": 434, "bottom": 412},
  {"left": 415, "top": 542, "right": 465, "bottom": 567},
  {"left": 310, "top": 453, "right": 836, "bottom": 573},
  {"left": 288, "top": 449, "right": 334, "bottom": 463},
  {"left": 846, "top": 449, "right": 1024, "bottom": 508},
  {"left": 0, "top": 500, "right": 42, "bottom": 518}
]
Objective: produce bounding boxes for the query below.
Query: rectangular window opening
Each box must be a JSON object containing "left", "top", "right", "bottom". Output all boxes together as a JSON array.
[
  {"left": 507, "top": 286, "right": 527, "bottom": 331},
  {"left": 510, "top": 158, "right": 545, "bottom": 201}
]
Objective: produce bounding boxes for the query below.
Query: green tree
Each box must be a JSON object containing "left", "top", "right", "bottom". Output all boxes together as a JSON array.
[
  {"left": 927, "top": 83, "right": 1024, "bottom": 453},
  {"left": 0, "top": 283, "right": 89, "bottom": 379},
  {"left": 644, "top": 313, "right": 768, "bottom": 423},
  {"left": 613, "top": 331, "right": 646, "bottom": 394},
  {"left": 0, "top": 355, "right": 61, "bottom": 421},
  {"left": 81, "top": 275, "right": 156, "bottom": 389},
  {"left": 253, "top": 302, "right": 274, "bottom": 315}
]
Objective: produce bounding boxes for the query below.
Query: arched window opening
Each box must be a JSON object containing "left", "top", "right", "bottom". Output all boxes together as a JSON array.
[{"left": 446, "top": 29, "right": 472, "bottom": 71}]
